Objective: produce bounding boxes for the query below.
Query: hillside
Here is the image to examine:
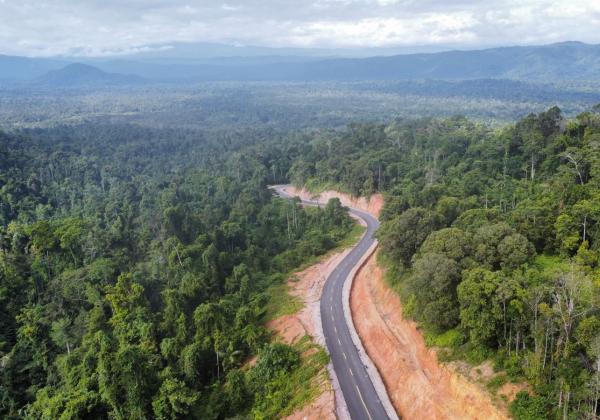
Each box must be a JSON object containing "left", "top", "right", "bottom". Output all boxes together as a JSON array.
[
  {"left": 34, "top": 63, "right": 144, "bottom": 87},
  {"left": 296, "top": 42, "right": 600, "bottom": 81},
  {"left": 92, "top": 42, "right": 600, "bottom": 82}
]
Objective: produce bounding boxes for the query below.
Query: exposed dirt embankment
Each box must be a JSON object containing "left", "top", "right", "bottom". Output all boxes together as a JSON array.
[
  {"left": 267, "top": 250, "right": 352, "bottom": 420},
  {"left": 277, "top": 185, "right": 506, "bottom": 419},
  {"left": 282, "top": 186, "right": 384, "bottom": 218},
  {"left": 351, "top": 251, "right": 509, "bottom": 420}
]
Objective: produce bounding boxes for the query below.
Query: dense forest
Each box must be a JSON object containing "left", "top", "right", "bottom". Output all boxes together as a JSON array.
[
  {"left": 2, "top": 104, "right": 600, "bottom": 419},
  {"left": 289, "top": 106, "right": 600, "bottom": 419},
  {"left": 0, "top": 124, "right": 355, "bottom": 418},
  {"left": 2, "top": 79, "right": 600, "bottom": 131}
]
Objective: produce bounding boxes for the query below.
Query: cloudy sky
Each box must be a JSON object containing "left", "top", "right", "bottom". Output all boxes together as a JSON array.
[{"left": 1, "top": 0, "right": 599, "bottom": 57}]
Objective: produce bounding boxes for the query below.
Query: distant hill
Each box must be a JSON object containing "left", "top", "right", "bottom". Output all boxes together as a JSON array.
[
  {"left": 92, "top": 41, "right": 600, "bottom": 82},
  {"left": 300, "top": 41, "right": 600, "bottom": 81},
  {"left": 2, "top": 42, "right": 600, "bottom": 83},
  {"left": 33, "top": 63, "right": 144, "bottom": 87}
]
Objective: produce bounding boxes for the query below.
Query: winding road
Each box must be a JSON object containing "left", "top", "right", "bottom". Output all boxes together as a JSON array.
[{"left": 273, "top": 185, "right": 394, "bottom": 420}]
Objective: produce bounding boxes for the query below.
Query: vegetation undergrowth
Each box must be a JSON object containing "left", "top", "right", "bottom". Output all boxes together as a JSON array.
[
  {"left": 264, "top": 275, "right": 304, "bottom": 323},
  {"left": 299, "top": 179, "right": 353, "bottom": 196},
  {"left": 250, "top": 336, "right": 330, "bottom": 419}
]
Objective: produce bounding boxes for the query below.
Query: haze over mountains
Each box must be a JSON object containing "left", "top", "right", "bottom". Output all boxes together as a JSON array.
[
  {"left": 33, "top": 63, "right": 144, "bottom": 88},
  {"left": 1, "top": 41, "right": 600, "bottom": 85}
]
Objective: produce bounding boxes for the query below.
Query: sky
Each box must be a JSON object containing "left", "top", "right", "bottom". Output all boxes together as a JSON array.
[{"left": 0, "top": 0, "right": 599, "bottom": 57}]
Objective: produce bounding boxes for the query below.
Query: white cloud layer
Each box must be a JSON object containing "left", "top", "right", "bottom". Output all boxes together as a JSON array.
[{"left": 0, "top": 0, "right": 599, "bottom": 56}]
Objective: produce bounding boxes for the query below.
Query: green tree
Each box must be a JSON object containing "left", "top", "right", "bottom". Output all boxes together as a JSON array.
[
  {"left": 408, "top": 253, "right": 461, "bottom": 331},
  {"left": 416, "top": 227, "right": 470, "bottom": 263},
  {"left": 152, "top": 370, "right": 197, "bottom": 420},
  {"left": 458, "top": 268, "right": 503, "bottom": 345},
  {"left": 377, "top": 207, "right": 444, "bottom": 266},
  {"left": 497, "top": 233, "right": 536, "bottom": 270}
]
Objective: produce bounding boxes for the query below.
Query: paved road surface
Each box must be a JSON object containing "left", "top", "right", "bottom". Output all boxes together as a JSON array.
[{"left": 273, "top": 186, "right": 390, "bottom": 420}]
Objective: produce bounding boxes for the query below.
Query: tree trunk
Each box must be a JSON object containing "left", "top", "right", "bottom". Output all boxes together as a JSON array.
[
  {"left": 502, "top": 300, "right": 507, "bottom": 343},
  {"left": 174, "top": 245, "right": 183, "bottom": 268},
  {"left": 286, "top": 211, "right": 291, "bottom": 242},
  {"left": 543, "top": 326, "right": 549, "bottom": 370},
  {"left": 563, "top": 390, "right": 570, "bottom": 420},
  {"left": 216, "top": 349, "right": 220, "bottom": 381}
]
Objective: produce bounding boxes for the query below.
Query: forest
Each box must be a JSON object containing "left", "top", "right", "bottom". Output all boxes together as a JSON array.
[
  {"left": 288, "top": 105, "right": 600, "bottom": 419},
  {"left": 2, "top": 79, "right": 600, "bottom": 131},
  {"left": 2, "top": 103, "right": 600, "bottom": 419},
  {"left": 0, "top": 123, "right": 355, "bottom": 418}
]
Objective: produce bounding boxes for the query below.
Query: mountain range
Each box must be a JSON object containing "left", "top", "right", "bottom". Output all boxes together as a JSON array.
[{"left": 1, "top": 41, "right": 600, "bottom": 85}]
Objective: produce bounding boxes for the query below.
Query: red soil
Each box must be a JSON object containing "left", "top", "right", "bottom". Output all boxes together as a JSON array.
[
  {"left": 351, "top": 251, "right": 509, "bottom": 420},
  {"left": 276, "top": 185, "right": 509, "bottom": 419},
  {"left": 281, "top": 186, "right": 384, "bottom": 218}
]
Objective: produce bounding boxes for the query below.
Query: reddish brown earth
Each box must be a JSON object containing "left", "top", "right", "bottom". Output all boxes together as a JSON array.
[
  {"left": 351, "top": 251, "right": 509, "bottom": 420},
  {"left": 448, "top": 360, "right": 529, "bottom": 405},
  {"left": 281, "top": 186, "right": 384, "bottom": 218},
  {"left": 286, "top": 387, "right": 337, "bottom": 420},
  {"left": 276, "top": 186, "right": 510, "bottom": 419},
  {"left": 498, "top": 382, "right": 529, "bottom": 402}
]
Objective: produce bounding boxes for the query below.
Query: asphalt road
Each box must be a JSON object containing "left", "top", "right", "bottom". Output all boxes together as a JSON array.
[{"left": 273, "top": 186, "right": 390, "bottom": 420}]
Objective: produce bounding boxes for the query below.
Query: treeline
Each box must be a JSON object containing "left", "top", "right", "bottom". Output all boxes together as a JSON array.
[
  {"left": 290, "top": 106, "right": 600, "bottom": 419},
  {"left": 0, "top": 124, "right": 354, "bottom": 418}
]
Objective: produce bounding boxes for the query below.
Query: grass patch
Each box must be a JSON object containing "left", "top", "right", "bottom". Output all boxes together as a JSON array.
[
  {"left": 533, "top": 254, "right": 569, "bottom": 272},
  {"left": 487, "top": 374, "right": 509, "bottom": 394},
  {"left": 264, "top": 278, "right": 304, "bottom": 322},
  {"left": 336, "top": 222, "right": 366, "bottom": 249},
  {"left": 435, "top": 341, "right": 492, "bottom": 364},
  {"left": 280, "top": 336, "right": 330, "bottom": 416},
  {"left": 424, "top": 328, "right": 464, "bottom": 348},
  {"left": 377, "top": 252, "right": 409, "bottom": 292},
  {"left": 420, "top": 325, "right": 488, "bottom": 365},
  {"left": 302, "top": 179, "right": 353, "bottom": 196}
]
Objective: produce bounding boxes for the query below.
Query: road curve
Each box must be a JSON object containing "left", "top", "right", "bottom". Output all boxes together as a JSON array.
[{"left": 273, "top": 185, "right": 394, "bottom": 420}]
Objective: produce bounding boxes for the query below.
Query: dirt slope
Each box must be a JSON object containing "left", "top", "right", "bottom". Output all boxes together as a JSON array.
[
  {"left": 278, "top": 185, "right": 507, "bottom": 419},
  {"left": 281, "top": 186, "right": 384, "bottom": 218},
  {"left": 351, "top": 251, "right": 509, "bottom": 420}
]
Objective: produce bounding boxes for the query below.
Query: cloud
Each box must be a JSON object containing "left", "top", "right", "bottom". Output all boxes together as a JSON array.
[
  {"left": 290, "top": 13, "right": 478, "bottom": 47},
  {"left": 0, "top": 0, "right": 598, "bottom": 56}
]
